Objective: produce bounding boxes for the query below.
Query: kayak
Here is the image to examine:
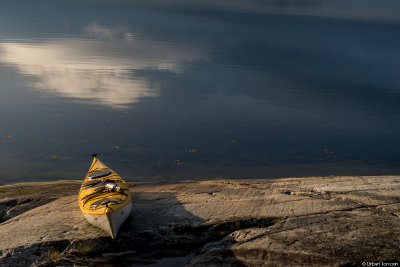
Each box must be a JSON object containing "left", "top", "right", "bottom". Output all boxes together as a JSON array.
[{"left": 78, "top": 155, "right": 132, "bottom": 239}]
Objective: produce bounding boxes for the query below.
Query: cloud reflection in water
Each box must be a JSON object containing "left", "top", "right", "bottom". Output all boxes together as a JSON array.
[{"left": 0, "top": 24, "right": 208, "bottom": 108}]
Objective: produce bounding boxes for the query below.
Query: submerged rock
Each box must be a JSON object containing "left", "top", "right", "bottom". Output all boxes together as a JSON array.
[{"left": 0, "top": 176, "right": 399, "bottom": 266}]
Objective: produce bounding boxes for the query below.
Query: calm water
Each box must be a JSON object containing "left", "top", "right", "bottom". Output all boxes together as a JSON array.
[{"left": 1, "top": 0, "right": 400, "bottom": 185}]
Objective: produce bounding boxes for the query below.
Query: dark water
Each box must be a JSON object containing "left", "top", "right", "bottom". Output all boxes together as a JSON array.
[{"left": 1, "top": 0, "right": 400, "bottom": 185}]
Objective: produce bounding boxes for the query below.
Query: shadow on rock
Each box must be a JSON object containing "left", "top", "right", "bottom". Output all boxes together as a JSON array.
[{"left": 35, "top": 190, "right": 249, "bottom": 266}]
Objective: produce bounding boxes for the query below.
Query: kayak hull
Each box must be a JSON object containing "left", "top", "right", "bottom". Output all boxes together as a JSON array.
[
  {"left": 79, "top": 157, "right": 132, "bottom": 239},
  {"left": 83, "top": 201, "right": 132, "bottom": 239}
]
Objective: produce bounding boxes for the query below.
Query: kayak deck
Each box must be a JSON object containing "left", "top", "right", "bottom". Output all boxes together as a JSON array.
[{"left": 78, "top": 157, "right": 132, "bottom": 225}]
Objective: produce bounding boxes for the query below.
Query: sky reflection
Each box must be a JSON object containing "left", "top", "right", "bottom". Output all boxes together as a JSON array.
[{"left": 0, "top": 23, "right": 209, "bottom": 108}]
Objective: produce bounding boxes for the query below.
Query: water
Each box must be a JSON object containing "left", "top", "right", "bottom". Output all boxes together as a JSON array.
[{"left": 1, "top": 0, "right": 400, "bottom": 185}]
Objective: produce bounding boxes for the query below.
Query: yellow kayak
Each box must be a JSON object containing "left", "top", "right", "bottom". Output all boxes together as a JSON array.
[{"left": 78, "top": 155, "right": 132, "bottom": 239}]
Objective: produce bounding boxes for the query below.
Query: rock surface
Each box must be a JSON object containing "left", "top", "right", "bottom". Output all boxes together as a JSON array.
[{"left": 0, "top": 176, "right": 399, "bottom": 266}]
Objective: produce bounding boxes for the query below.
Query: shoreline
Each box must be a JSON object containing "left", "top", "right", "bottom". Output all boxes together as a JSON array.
[
  {"left": 0, "top": 180, "right": 81, "bottom": 188},
  {"left": 1, "top": 175, "right": 399, "bottom": 266},
  {"left": 1, "top": 173, "right": 398, "bottom": 187}
]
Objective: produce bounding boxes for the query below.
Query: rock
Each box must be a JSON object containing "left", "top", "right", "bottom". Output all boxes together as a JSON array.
[{"left": 0, "top": 176, "right": 399, "bottom": 266}]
